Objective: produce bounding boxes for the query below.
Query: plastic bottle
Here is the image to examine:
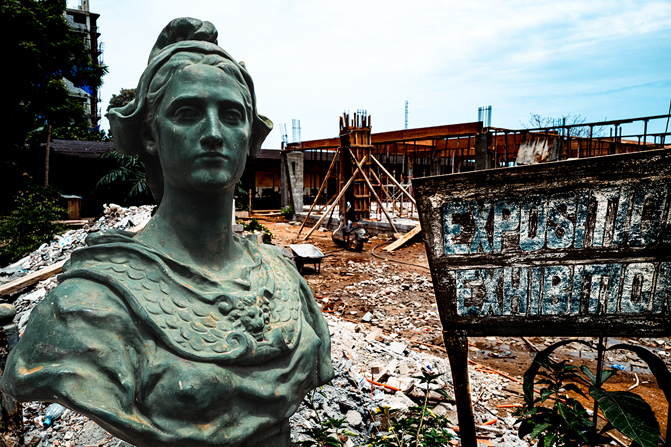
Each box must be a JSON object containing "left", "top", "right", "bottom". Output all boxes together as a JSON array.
[{"left": 43, "top": 403, "right": 66, "bottom": 427}]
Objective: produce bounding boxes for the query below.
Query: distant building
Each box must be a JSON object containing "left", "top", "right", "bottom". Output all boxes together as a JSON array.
[{"left": 64, "top": 0, "right": 103, "bottom": 127}]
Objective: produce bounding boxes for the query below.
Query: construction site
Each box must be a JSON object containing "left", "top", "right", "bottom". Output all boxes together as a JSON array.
[
  {"left": 4, "top": 1, "right": 671, "bottom": 446},
  {"left": 3, "top": 110, "right": 670, "bottom": 446},
  {"left": 270, "top": 112, "right": 671, "bottom": 243}
]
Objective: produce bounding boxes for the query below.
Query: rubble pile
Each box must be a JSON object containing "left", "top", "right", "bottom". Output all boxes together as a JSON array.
[
  {"left": 289, "top": 316, "right": 528, "bottom": 446},
  {"left": 2, "top": 208, "right": 668, "bottom": 446},
  {"left": 13, "top": 314, "right": 528, "bottom": 447},
  {"left": 0, "top": 204, "right": 155, "bottom": 286},
  {"left": 21, "top": 401, "right": 132, "bottom": 447},
  {"left": 1, "top": 205, "right": 155, "bottom": 333}
]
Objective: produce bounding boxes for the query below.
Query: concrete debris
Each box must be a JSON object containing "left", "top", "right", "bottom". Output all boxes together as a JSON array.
[
  {"left": 8, "top": 205, "right": 666, "bottom": 446},
  {"left": 346, "top": 410, "right": 363, "bottom": 427},
  {"left": 7, "top": 302, "right": 527, "bottom": 447},
  {"left": 0, "top": 204, "right": 155, "bottom": 287},
  {"left": 389, "top": 341, "right": 407, "bottom": 355}
]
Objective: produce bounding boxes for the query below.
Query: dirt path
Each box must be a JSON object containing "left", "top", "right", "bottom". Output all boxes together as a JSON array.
[{"left": 258, "top": 214, "right": 671, "bottom": 437}]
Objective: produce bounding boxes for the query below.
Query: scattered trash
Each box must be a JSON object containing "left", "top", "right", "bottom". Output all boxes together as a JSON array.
[
  {"left": 43, "top": 403, "right": 66, "bottom": 428},
  {"left": 1, "top": 204, "right": 666, "bottom": 447}
]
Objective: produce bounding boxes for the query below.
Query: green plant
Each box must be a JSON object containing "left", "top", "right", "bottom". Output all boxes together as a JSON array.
[
  {"left": 95, "top": 150, "right": 151, "bottom": 203},
  {"left": 514, "top": 359, "right": 606, "bottom": 446},
  {"left": 364, "top": 371, "right": 453, "bottom": 447},
  {"left": 3, "top": 0, "right": 107, "bottom": 154},
  {"left": 242, "top": 218, "right": 273, "bottom": 244},
  {"left": 515, "top": 340, "right": 668, "bottom": 447},
  {"left": 0, "top": 186, "right": 67, "bottom": 264},
  {"left": 281, "top": 205, "right": 293, "bottom": 218},
  {"left": 297, "top": 388, "right": 357, "bottom": 447}
]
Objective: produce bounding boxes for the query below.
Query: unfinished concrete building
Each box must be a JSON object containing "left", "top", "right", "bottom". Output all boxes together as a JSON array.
[{"left": 280, "top": 113, "right": 671, "bottom": 237}]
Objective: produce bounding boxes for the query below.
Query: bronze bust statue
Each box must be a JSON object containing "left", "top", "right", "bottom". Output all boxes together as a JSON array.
[{"left": 1, "top": 18, "right": 333, "bottom": 447}]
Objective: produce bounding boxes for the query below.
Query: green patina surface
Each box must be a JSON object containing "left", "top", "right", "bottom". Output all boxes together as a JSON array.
[{"left": 0, "top": 18, "right": 333, "bottom": 447}]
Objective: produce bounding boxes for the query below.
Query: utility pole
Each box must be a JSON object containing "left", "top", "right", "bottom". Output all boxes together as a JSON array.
[{"left": 44, "top": 124, "right": 52, "bottom": 187}]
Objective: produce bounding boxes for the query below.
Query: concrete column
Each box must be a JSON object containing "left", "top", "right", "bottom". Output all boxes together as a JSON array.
[
  {"left": 281, "top": 151, "right": 304, "bottom": 215},
  {"left": 430, "top": 148, "right": 441, "bottom": 176},
  {"left": 280, "top": 152, "right": 289, "bottom": 208},
  {"left": 474, "top": 133, "right": 492, "bottom": 171}
]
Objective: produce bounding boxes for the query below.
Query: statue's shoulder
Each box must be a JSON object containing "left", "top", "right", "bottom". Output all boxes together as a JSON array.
[
  {"left": 257, "top": 243, "right": 295, "bottom": 265},
  {"left": 28, "top": 272, "right": 134, "bottom": 340},
  {"left": 255, "top": 243, "right": 303, "bottom": 282},
  {"left": 49, "top": 275, "right": 127, "bottom": 312}
]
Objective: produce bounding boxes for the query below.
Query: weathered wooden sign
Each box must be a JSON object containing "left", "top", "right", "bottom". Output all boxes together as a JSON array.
[{"left": 414, "top": 149, "right": 671, "bottom": 337}]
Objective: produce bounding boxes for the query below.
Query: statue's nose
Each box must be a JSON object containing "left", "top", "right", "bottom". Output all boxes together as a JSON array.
[{"left": 200, "top": 112, "right": 224, "bottom": 150}]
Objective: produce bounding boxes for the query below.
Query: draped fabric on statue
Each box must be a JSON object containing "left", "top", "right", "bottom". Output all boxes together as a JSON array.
[{"left": 1, "top": 232, "right": 333, "bottom": 447}]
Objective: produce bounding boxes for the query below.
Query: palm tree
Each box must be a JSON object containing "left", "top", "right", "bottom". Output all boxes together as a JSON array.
[{"left": 95, "top": 150, "right": 150, "bottom": 202}]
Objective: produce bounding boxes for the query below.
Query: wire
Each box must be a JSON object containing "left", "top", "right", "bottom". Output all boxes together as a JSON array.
[
  {"left": 370, "top": 241, "right": 430, "bottom": 270},
  {"left": 666, "top": 96, "right": 671, "bottom": 134}
]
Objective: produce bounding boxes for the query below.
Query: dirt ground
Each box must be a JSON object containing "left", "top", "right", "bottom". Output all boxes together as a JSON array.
[{"left": 255, "top": 214, "right": 670, "bottom": 438}]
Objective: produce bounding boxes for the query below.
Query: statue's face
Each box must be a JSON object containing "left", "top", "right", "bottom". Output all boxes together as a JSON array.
[{"left": 145, "top": 63, "right": 252, "bottom": 194}]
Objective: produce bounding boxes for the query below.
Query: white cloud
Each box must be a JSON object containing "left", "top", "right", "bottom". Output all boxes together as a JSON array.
[{"left": 75, "top": 0, "right": 671, "bottom": 145}]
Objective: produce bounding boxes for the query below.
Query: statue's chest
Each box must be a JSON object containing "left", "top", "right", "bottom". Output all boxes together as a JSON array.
[
  {"left": 136, "top": 312, "right": 322, "bottom": 424},
  {"left": 80, "top": 245, "right": 304, "bottom": 364}
]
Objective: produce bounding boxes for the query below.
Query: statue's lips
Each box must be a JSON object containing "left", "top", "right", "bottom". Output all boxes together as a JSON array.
[{"left": 196, "top": 152, "right": 228, "bottom": 160}]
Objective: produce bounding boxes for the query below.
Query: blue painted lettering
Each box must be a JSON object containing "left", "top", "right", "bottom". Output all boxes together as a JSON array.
[{"left": 443, "top": 201, "right": 470, "bottom": 254}]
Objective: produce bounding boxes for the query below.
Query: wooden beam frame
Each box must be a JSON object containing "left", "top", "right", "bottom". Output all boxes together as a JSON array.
[
  {"left": 303, "top": 156, "right": 368, "bottom": 240},
  {"left": 297, "top": 148, "right": 340, "bottom": 237},
  {"left": 346, "top": 147, "right": 398, "bottom": 233},
  {"left": 370, "top": 155, "right": 417, "bottom": 206}
]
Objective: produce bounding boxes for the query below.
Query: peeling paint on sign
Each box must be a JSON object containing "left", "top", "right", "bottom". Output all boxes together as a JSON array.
[{"left": 414, "top": 149, "right": 671, "bottom": 337}]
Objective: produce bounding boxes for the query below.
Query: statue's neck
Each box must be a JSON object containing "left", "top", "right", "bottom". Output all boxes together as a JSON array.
[{"left": 136, "top": 188, "right": 242, "bottom": 272}]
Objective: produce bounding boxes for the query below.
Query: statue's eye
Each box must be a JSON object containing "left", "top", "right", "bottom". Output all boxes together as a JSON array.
[
  {"left": 221, "top": 110, "right": 243, "bottom": 124},
  {"left": 174, "top": 106, "right": 201, "bottom": 121}
]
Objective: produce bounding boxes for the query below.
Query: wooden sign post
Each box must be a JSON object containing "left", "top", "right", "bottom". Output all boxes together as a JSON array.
[{"left": 413, "top": 149, "right": 671, "bottom": 446}]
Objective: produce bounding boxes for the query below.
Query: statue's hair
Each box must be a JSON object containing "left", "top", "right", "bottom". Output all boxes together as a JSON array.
[
  {"left": 144, "top": 53, "right": 252, "bottom": 129},
  {"left": 106, "top": 18, "right": 273, "bottom": 204}
]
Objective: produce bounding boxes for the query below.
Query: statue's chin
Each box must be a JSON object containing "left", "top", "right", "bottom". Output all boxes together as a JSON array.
[
  {"left": 169, "top": 172, "right": 241, "bottom": 195},
  {"left": 193, "top": 178, "right": 237, "bottom": 193}
]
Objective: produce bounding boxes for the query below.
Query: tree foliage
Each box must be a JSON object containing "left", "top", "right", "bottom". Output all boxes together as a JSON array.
[
  {"left": 107, "top": 88, "right": 136, "bottom": 112},
  {"left": 96, "top": 150, "right": 151, "bottom": 204},
  {"left": 95, "top": 88, "right": 151, "bottom": 205},
  {"left": 0, "top": 186, "right": 67, "bottom": 265},
  {"left": 1, "top": 0, "right": 108, "bottom": 213},
  {"left": 52, "top": 121, "right": 110, "bottom": 141},
  {"left": 3, "top": 0, "right": 108, "bottom": 149}
]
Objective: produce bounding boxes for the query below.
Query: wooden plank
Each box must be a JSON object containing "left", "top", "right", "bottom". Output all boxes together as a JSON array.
[
  {"left": 372, "top": 122, "right": 483, "bottom": 144},
  {"left": 297, "top": 148, "right": 340, "bottom": 237},
  {"left": 384, "top": 223, "right": 421, "bottom": 252},
  {"left": 285, "top": 122, "right": 483, "bottom": 151},
  {"left": 347, "top": 147, "right": 398, "bottom": 233},
  {"left": 0, "top": 259, "right": 67, "bottom": 297},
  {"left": 285, "top": 137, "right": 340, "bottom": 150},
  {"left": 370, "top": 155, "right": 417, "bottom": 206}
]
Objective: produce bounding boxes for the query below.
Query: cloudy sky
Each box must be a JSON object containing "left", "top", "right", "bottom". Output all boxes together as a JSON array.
[{"left": 72, "top": 0, "right": 671, "bottom": 148}]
